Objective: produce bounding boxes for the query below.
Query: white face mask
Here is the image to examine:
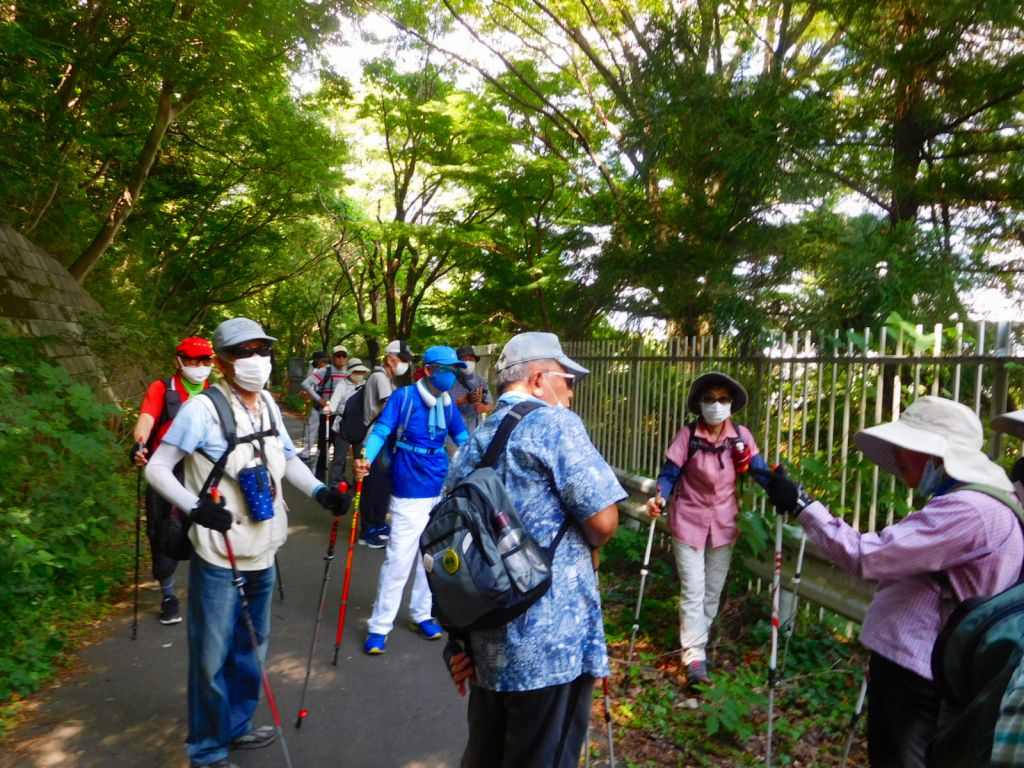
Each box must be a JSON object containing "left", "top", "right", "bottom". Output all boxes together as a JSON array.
[
  {"left": 701, "top": 401, "right": 731, "bottom": 425},
  {"left": 178, "top": 360, "right": 211, "bottom": 384},
  {"left": 392, "top": 360, "right": 409, "bottom": 377},
  {"left": 232, "top": 356, "right": 272, "bottom": 392},
  {"left": 462, "top": 361, "right": 476, "bottom": 375},
  {"left": 349, "top": 374, "right": 365, "bottom": 386}
]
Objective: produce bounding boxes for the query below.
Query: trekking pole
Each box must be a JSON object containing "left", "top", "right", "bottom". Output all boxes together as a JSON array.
[
  {"left": 779, "top": 529, "right": 806, "bottom": 679},
  {"left": 839, "top": 670, "right": 869, "bottom": 768},
  {"left": 592, "top": 549, "right": 616, "bottom": 767},
  {"left": 627, "top": 488, "right": 661, "bottom": 670},
  {"left": 296, "top": 481, "right": 349, "bottom": 728},
  {"left": 275, "top": 555, "right": 285, "bottom": 602},
  {"left": 212, "top": 488, "right": 294, "bottom": 768},
  {"left": 133, "top": 464, "right": 143, "bottom": 640},
  {"left": 332, "top": 476, "right": 362, "bottom": 665},
  {"left": 765, "top": 509, "right": 786, "bottom": 768}
]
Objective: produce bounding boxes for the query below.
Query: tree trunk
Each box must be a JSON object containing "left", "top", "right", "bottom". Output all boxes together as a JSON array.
[{"left": 69, "top": 83, "right": 191, "bottom": 282}]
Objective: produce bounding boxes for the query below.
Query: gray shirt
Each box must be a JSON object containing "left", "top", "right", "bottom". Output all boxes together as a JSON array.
[{"left": 362, "top": 366, "right": 394, "bottom": 425}]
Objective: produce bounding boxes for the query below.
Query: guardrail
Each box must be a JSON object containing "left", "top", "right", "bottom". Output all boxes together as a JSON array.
[{"left": 612, "top": 468, "right": 873, "bottom": 623}]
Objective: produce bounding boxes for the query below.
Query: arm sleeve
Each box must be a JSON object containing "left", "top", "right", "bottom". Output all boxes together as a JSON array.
[
  {"left": 749, "top": 452, "right": 772, "bottom": 488},
  {"left": 448, "top": 401, "right": 469, "bottom": 446},
  {"left": 362, "top": 392, "right": 401, "bottom": 463},
  {"left": 300, "top": 372, "right": 322, "bottom": 402},
  {"left": 285, "top": 454, "right": 323, "bottom": 497},
  {"left": 145, "top": 443, "right": 200, "bottom": 512},
  {"left": 655, "top": 460, "right": 682, "bottom": 497}
]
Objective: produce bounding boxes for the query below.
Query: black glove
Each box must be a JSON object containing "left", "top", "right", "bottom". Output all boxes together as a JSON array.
[
  {"left": 315, "top": 486, "right": 350, "bottom": 516},
  {"left": 753, "top": 465, "right": 814, "bottom": 516},
  {"left": 190, "top": 495, "right": 233, "bottom": 532}
]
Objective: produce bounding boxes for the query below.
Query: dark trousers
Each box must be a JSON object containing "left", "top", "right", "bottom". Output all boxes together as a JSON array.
[
  {"left": 328, "top": 431, "right": 349, "bottom": 487},
  {"left": 867, "top": 652, "right": 941, "bottom": 768},
  {"left": 461, "top": 675, "right": 594, "bottom": 768},
  {"left": 145, "top": 484, "right": 180, "bottom": 583},
  {"left": 359, "top": 447, "right": 391, "bottom": 535}
]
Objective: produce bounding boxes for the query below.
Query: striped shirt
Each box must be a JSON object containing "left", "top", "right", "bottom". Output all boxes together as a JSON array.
[{"left": 798, "top": 488, "right": 1023, "bottom": 680}]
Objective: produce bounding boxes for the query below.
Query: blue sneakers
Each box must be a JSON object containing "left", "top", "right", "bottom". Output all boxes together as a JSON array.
[
  {"left": 358, "top": 529, "right": 386, "bottom": 549},
  {"left": 410, "top": 619, "right": 443, "bottom": 640},
  {"left": 363, "top": 633, "right": 388, "bottom": 655},
  {"left": 378, "top": 523, "right": 391, "bottom": 540}
]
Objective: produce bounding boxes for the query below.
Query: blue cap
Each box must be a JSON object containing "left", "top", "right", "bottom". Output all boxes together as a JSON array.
[{"left": 422, "top": 345, "right": 467, "bottom": 369}]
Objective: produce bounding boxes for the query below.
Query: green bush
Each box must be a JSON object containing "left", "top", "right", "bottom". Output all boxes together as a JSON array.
[{"left": 0, "top": 339, "right": 133, "bottom": 706}]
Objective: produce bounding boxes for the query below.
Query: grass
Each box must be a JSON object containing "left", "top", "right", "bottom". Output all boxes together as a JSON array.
[{"left": 588, "top": 524, "right": 870, "bottom": 767}]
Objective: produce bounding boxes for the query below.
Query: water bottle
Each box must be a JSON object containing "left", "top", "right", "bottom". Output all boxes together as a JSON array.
[
  {"left": 493, "top": 511, "right": 533, "bottom": 593},
  {"left": 732, "top": 440, "right": 751, "bottom": 473}
]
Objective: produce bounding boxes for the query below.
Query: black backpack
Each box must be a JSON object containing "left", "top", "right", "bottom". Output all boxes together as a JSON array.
[
  {"left": 339, "top": 384, "right": 369, "bottom": 445},
  {"left": 155, "top": 387, "right": 278, "bottom": 560},
  {"left": 929, "top": 484, "right": 1024, "bottom": 768},
  {"left": 419, "top": 401, "right": 570, "bottom": 633}
]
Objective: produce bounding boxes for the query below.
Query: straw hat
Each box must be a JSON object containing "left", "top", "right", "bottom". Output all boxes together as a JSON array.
[{"left": 854, "top": 396, "right": 1012, "bottom": 492}]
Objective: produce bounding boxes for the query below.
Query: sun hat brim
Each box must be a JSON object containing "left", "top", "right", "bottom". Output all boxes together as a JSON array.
[
  {"left": 687, "top": 372, "right": 748, "bottom": 415},
  {"left": 991, "top": 410, "right": 1024, "bottom": 440}
]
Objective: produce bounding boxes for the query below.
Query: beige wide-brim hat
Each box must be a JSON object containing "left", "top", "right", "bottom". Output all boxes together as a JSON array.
[
  {"left": 854, "top": 395, "right": 1013, "bottom": 492},
  {"left": 991, "top": 410, "right": 1024, "bottom": 440}
]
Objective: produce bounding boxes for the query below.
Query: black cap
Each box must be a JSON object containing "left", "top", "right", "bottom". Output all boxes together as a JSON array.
[
  {"left": 456, "top": 345, "right": 479, "bottom": 361},
  {"left": 311, "top": 351, "right": 329, "bottom": 363}
]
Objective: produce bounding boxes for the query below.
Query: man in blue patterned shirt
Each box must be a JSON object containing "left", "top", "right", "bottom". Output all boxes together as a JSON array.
[{"left": 444, "top": 332, "right": 625, "bottom": 768}]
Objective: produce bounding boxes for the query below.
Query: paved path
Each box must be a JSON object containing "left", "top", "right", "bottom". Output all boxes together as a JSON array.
[{"left": 2, "top": 418, "right": 468, "bottom": 768}]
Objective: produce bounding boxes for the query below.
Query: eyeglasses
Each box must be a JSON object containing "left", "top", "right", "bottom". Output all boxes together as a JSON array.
[
  {"left": 701, "top": 395, "right": 732, "bottom": 405},
  {"left": 179, "top": 355, "right": 213, "bottom": 366},
  {"left": 430, "top": 364, "right": 458, "bottom": 374},
  {"left": 542, "top": 370, "right": 576, "bottom": 390},
  {"left": 225, "top": 344, "right": 273, "bottom": 359}
]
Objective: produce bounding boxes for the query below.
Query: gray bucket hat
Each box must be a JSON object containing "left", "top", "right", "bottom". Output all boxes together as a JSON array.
[
  {"left": 687, "top": 371, "right": 748, "bottom": 415},
  {"left": 991, "top": 410, "right": 1024, "bottom": 440},
  {"left": 493, "top": 332, "right": 589, "bottom": 378},
  {"left": 212, "top": 317, "right": 277, "bottom": 354}
]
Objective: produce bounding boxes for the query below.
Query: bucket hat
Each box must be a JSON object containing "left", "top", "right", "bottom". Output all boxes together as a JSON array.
[
  {"left": 346, "top": 358, "right": 370, "bottom": 375},
  {"left": 687, "top": 371, "right": 748, "bottom": 415},
  {"left": 212, "top": 318, "right": 277, "bottom": 354},
  {"left": 493, "top": 332, "right": 589, "bottom": 378},
  {"left": 854, "top": 396, "right": 1013, "bottom": 492},
  {"left": 991, "top": 410, "right": 1024, "bottom": 440}
]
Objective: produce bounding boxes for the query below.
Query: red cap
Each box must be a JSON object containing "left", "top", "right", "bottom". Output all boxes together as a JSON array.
[{"left": 176, "top": 337, "right": 213, "bottom": 357}]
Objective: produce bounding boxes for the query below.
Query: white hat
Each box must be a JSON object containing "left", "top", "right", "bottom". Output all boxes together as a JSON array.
[
  {"left": 332, "top": 344, "right": 348, "bottom": 356},
  {"left": 854, "top": 396, "right": 1013, "bottom": 492},
  {"left": 991, "top": 410, "right": 1024, "bottom": 440},
  {"left": 384, "top": 339, "right": 413, "bottom": 362},
  {"left": 493, "top": 332, "right": 588, "bottom": 378},
  {"left": 346, "top": 358, "right": 370, "bottom": 374}
]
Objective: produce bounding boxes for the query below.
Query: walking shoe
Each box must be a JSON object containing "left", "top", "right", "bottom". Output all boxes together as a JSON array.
[
  {"left": 686, "top": 660, "right": 711, "bottom": 686},
  {"left": 159, "top": 596, "right": 182, "bottom": 625},
  {"left": 364, "top": 632, "right": 388, "bottom": 654},
  {"left": 410, "top": 619, "right": 443, "bottom": 640},
  {"left": 230, "top": 725, "right": 278, "bottom": 750},
  {"left": 193, "top": 760, "right": 239, "bottom": 768},
  {"left": 377, "top": 523, "right": 391, "bottom": 541},
  {"left": 358, "top": 529, "right": 386, "bottom": 549}
]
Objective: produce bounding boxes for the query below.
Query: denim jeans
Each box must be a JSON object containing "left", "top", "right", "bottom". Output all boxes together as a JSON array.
[{"left": 186, "top": 554, "right": 274, "bottom": 766}]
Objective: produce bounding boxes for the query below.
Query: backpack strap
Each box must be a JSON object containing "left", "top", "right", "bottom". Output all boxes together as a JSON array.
[
  {"left": 681, "top": 420, "right": 746, "bottom": 473},
  {"left": 148, "top": 377, "right": 183, "bottom": 451},
  {"left": 194, "top": 388, "right": 237, "bottom": 497},
  {"left": 480, "top": 401, "right": 544, "bottom": 468}
]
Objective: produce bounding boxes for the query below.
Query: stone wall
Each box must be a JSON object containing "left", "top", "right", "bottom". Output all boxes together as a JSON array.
[{"left": 0, "top": 221, "right": 140, "bottom": 405}]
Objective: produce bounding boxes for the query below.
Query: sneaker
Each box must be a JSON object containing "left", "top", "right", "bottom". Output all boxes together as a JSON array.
[
  {"left": 686, "top": 660, "right": 711, "bottom": 686},
  {"left": 358, "top": 530, "right": 386, "bottom": 549},
  {"left": 193, "top": 760, "right": 239, "bottom": 768},
  {"left": 230, "top": 725, "right": 278, "bottom": 750},
  {"left": 159, "top": 596, "right": 182, "bottom": 625},
  {"left": 410, "top": 619, "right": 443, "bottom": 640},
  {"left": 377, "top": 523, "right": 391, "bottom": 541},
  {"left": 364, "top": 632, "right": 388, "bottom": 654}
]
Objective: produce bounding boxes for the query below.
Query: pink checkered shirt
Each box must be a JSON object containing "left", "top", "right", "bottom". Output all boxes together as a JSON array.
[{"left": 799, "top": 488, "right": 1024, "bottom": 680}]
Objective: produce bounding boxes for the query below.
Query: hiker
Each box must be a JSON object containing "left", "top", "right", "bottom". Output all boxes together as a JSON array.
[
  {"left": 298, "top": 351, "right": 331, "bottom": 462},
  {"left": 357, "top": 339, "right": 413, "bottom": 548},
  {"left": 353, "top": 345, "right": 470, "bottom": 654},
  {"left": 130, "top": 336, "right": 215, "bottom": 625},
  {"left": 444, "top": 331, "right": 624, "bottom": 768},
  {"left": 645, "top": 371, "right": 771, "bottom": 686},
  {"left": 145, "top": 317, "right": 349, "bottom": 768},
  {"left": 760, "top": 396, "right": 1024, "bottom": 768},
  {"left": 451, "top": 345, "right": 493, "bottom": 434},
  {"left": 990, "top": 408, "right": 1024, "bottom": 767},
  {"left": 325, "top": 356, "right": 369, "bottom": 485}
]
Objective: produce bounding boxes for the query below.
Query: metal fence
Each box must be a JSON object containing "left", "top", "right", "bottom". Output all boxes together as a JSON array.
[{"left": 480, "top": 320, "right": 1024, "bottom": 533}]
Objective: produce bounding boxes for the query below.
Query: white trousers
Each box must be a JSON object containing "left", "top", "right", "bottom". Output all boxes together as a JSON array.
[
  {"left": 367, "top": 495, "right": 438, "bottom": 635},
  {"left": 673, "top": 535, "right": 734, "bottom": 665},
  {"left": 301, "top": 409, "right": 322, "bottom": 458}
]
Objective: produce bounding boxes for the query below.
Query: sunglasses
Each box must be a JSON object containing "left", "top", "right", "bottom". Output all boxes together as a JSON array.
[
  {"left": 225, "top": 344, "right": 273, "bottom": 359},
  {"left": 542, "top": 370, "right": 576, "bottom": 389},
  {"left": 701, "top": 395, "right": 733, "bottom": 405},
  {"left": 430, "top": 364, "right": 458, "bottom": 374}
]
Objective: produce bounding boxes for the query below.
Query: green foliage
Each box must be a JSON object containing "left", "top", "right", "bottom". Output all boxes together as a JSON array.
[{"left": 0, "top": 340, "right": 133, "bottom": 706}]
